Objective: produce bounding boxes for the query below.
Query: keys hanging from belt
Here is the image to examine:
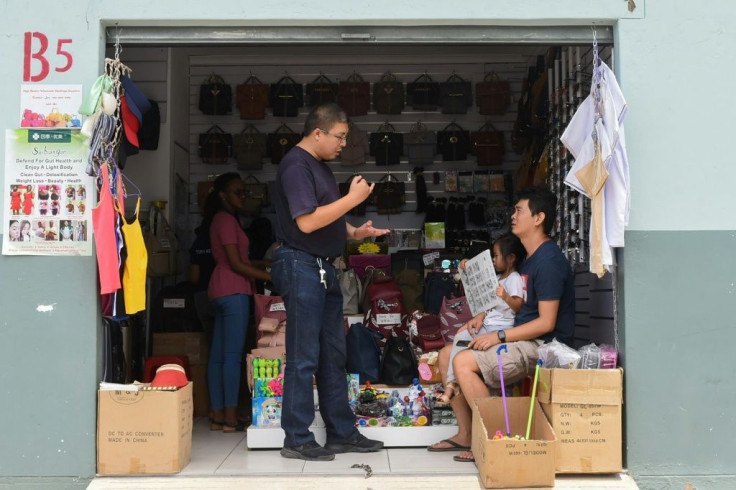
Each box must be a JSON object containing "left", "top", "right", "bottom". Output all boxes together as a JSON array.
[{"left": 317, "top": 258, "right": 327, "bottom": 289}]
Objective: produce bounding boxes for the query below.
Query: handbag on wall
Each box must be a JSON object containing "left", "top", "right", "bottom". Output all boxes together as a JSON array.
[
  {"left": 267, "top": 124, "right": 301, "bottom": 164},
  {"left": 269, "top": 75, "right": 303, "bottom": 117},
  {"left": 198, "top": 125, "right": 232, "bottom": 164},
  {"left": 476, "top": 72, "right": 511, "bottom": 115},
  {"left": 372, "top": 72, "right": 405, "bottom": 115},
  {"left": 369, "top": 122, "right": 403, "bottom": 166},
  {"left": 439, "top": 73, "right": 473, "bottom": 114},
  {"left": 145, "top": 206, "right": 179, "bottom": 278},
  {"left": 437, "top": 122, "right": 471, "bottom": 162},
  {"left": 339, "top": 123, "right": 369, "bottom": 166},
  {"left": 403, "top": 121, "right": 437, "bottom": 165},
  {"left": 242, "top": 175, "right": 268, "bottom": 217},
  {"left": 373, "top": 173, "right": 406, "bottom": 215},
  {"left": 380, "top": 335, "right": 418, "bottom": 385},
  {"left": 471, "top": 122, "right": 505, "bottom": 166},
  {"left": 406, "top": 73, "right": 440, "bottom": 111},
  {"left": 338, "top": 71, "right": 370, "bottom": 117},
  {"left": 199, "top": 74, "right": 232, "bottom": 115},
  {"left": 338, "top": 267, "right": 363, "bottom": 315},
  {"left": 306, "top": 74, "right": 338, "bottom": 106},
  {"left": 236, "top": 75, "right": 269, "bottom": 119},
  {"left": 234, "top": 124, "right": 266, "bottom": 170}
]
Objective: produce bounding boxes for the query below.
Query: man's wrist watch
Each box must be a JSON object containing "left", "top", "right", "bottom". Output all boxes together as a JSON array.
[{"left": 497, "top": 330, "right": 506, "bottom": 343}]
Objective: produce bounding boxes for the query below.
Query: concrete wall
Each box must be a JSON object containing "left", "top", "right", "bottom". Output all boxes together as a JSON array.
[{"left": 1, "top": 1, "right": 735, "bottom": 488}]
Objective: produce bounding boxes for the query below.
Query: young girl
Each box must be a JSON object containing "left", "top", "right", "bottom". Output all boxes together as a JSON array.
[
  {"left": 440, "top": 234, "right": 527, "bottom": 403},
  {"left": 20, "top": 220, "right": 31, "bottom": 242}
]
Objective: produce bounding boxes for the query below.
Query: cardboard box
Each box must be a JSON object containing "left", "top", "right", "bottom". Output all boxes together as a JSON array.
[
  {"left": 97, "top": 383, "right": 193, "bottom": 475},
  {"left": 153, "top": 332, "right": 208, "bottom": 365},
  {"left": 538, "top": 368, "right": 623, "bottom": 474},
  {"left": 472, "top": 397, "right": 556, "bottom": 488}
]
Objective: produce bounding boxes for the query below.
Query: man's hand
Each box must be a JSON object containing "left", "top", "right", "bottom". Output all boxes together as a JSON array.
[
  {"left": 348, "top": 175, "right": 373, "bottom": 205},
  {"left": 353, "top": 220, "right": 390, "bottom": 240},
  {"left": 468, "top": 332, "right": 499, "bottom": 351}
]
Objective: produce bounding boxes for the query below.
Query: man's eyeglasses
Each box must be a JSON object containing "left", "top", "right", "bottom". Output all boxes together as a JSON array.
[{"left": 319, "top": 128, "right": 348, "bottom": 143}]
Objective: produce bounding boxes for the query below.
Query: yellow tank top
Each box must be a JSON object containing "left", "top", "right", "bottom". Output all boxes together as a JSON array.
[{"left": 118, "top": 198, "right": 148, "bottom": 314}]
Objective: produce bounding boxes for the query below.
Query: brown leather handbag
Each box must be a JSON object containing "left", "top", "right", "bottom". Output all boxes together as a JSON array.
[
  {"left": 340, "top": 122, "right": 369, "bottom": 166},
  {"left": 471, "top": 121, "right": 505, "bottom": 166},
  {"left": 236, "top": 75, "right": 269, "bottom": 120},
  {"left": 476, "top": 72, "right": 511, "bottom": 115},
  {"left": 372, "top": 72, "right": 405, "bottom": 115},
  {"left": 338, "top": 71, "right": 370, "bottom": 116},
  {"left": 306, "top": 74, "right": 338, "bottom": 106}
]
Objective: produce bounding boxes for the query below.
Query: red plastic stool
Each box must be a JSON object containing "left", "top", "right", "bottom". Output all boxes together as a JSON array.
[{"left": 143, "top": 355, "right": 192, "bottom": 383}]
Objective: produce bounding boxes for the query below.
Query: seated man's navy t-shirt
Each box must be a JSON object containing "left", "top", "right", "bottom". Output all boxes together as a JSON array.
[
  {"left": 515, "top": 240, "right": 576, "bottom": 345},
  {"left": 273, "top": 146, "right": 346, "bottom": 258}
]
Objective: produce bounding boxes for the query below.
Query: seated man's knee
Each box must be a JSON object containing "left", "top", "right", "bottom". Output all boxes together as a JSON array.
[{"left": 452, "top": 350, "right": 479, "bottom": 377}]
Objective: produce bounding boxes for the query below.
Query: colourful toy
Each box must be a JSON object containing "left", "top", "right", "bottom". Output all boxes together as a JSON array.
[{"left": 526, "top": 359, "right": 543, "bottom": 440}]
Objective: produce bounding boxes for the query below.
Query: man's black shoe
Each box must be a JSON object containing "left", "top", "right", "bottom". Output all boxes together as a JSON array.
[
  {"left": 324, "top": 434, "right": 384, "bottom": 454},
  {"left": 280, "top": 441, "right": 335, "bottom": 461}
]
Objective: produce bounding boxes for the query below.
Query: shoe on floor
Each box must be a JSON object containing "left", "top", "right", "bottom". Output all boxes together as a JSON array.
[
  {"left": 325, "top": 434, "right": 384, "bottom": 454},
  {"left": 280, "top": 441, "right": 335, "bottom": 461}
]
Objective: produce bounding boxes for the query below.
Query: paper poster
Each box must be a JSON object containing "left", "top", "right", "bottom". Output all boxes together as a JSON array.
[
  {"left": 459, "top": 249, "right": 501, "bottom": 316},
  {"left": 3, "top": 129, "right": 93, "bottom": 256},
  {"left": 20, "top": 85, "right": 83, "bottom": 129}
]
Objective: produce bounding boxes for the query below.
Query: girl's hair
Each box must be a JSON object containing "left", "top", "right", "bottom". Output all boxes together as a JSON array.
[
  {"left": 494, "top": 234, "right": 526, "bottom": 270},
  {"left": 20, "top": 220, "right": 30, "bottom": 231},
  {"left": 201, "top": 172, "right": 242, "bottom": 227}
]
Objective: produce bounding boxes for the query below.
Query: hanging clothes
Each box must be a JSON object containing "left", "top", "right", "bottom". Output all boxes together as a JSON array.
[
  {"left": 92, "top": 164, "right": 122, "bottom": 294},
  {"left": 117, "top": 197, "right": 148, "bottom": 314},
  {"left": 562, "top": 58, "right": 630, "bottom": 275}
]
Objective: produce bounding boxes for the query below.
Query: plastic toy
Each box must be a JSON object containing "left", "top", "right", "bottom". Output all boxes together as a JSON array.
[{"left": 496, "top": 345, "right": 511, "bottom": 437}]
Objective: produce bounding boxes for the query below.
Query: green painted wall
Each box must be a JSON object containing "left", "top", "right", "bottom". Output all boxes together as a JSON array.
[{"left": 1, "top": 1, "right": 735, "bottom": 488}]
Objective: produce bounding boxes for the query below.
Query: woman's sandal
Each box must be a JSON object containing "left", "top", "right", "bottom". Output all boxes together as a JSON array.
[
  {"left": 209, "top": 418, "right": 225, "bottom": 431},
  {"left": 222, "top": 419, "right": 247, "bottom": 433}
]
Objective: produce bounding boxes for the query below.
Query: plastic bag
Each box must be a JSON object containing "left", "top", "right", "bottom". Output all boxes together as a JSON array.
[
  {"left": 537, "top": 339, "right": 581, "bottom": 369},
  {"left": 578, "top": 343, "right": 601, "bottom": 369}
]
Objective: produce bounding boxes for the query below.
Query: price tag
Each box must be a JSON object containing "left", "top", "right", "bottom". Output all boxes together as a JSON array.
[
  {"left": 376, "top": 313, "right": 401, "bottom": 325},
  {"left": 269, "top": 302, "right": 285, "bottom": 312},
  {"left": 163, "top": 298, "right": 185, "bottom": 309}
]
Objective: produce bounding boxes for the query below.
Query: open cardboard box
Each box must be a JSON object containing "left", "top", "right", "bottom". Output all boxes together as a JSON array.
[
  {"left": 97, "top": 383, "right": 193, "bottom": 475},
  {"left": 472, "top": 396, "right": 556, "bottom": 488},
  {"left": 538, "top": 368, "right": 623, "bottom": 473}
]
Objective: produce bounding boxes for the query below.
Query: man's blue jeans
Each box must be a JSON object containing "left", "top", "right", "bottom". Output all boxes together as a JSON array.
[
  {"left": 208, "top": 293, "right": 250, "bottom": 410},
  {"left": 271, "top": 246, "right": 359, "bottom": 447}
]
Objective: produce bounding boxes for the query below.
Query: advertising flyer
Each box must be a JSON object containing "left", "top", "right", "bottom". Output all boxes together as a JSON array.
[
  {"left": 459, "top": 249, "right": 501, "bottom": 316},
  {"left": 19, "top": 85, "right": 83, "bottom": 130},
  {"left": 3, "top": 129, "right": 93, "bottom": 256}
]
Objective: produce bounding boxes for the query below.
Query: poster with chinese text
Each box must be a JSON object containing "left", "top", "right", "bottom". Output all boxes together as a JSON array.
[{"left": 459, "top": 249, "right": 501, "bottom": 316}]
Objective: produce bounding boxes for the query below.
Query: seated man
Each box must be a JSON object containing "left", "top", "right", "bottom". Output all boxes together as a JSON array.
[{"left": 428, "top": 187, "right": 575, "bottom": 462}]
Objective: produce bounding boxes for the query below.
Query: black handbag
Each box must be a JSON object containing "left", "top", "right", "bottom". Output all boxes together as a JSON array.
[
  {"left": 380, "top": 335, "right": 418, "bottom": 385},
  {"left": 199, "top": 74, "right": 232, "bottom": 115},
  {"left": 338, "top": 71, "right": 370, "bottom": 117},
  {"left": 437, "top": 122, "right": 471, "bottom": 162},
  {"left": 406, "top": 73, "right": 440, "bottom": 111},
  {"left": 267, "top": 124, "right": 301, "bottom": 164},
  {"left": 234, "top": 124, "right": 266, "bottom": 170},
  {"left": 369, "top": 122, "right": 403, "bottom": 166},
  {"left": 306, "top": 74, "right": 338, "bottom": 106},
  {"left": 346, "top": 322, "right": 383, "bottom": 384},
  {"left": 198, "top": 125, "right": 232, "bottom": 164},
  {"left": 439, "top": 73, "right": 473, "bottom": 114},
  {"left": 269, "top": 75, "right": 304, "bottom": 117},
  {"left": 372, "top": 72, "right": 405, "bottom": 115},
  {"left": 339, "top": 175, "right": 370, "bottom": 216},
  {"left": 374, "top": 173, "right": 405, "bottom": 215}
]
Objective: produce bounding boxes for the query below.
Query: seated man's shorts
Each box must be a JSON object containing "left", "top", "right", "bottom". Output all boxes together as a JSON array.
[{"left": 471, "top": 339, "right": 544, "bottom": 390}]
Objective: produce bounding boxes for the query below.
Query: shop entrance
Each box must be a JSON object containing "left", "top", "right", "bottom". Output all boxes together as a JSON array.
[{"left": 102, "top": 24, "right": 620, "bottom": 477}]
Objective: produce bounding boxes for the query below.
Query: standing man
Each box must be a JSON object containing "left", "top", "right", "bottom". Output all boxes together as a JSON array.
[
  {"left": 428, "top": 187, "right": 575, "bottom": 462},
  {"left": 271, "top": 103, "right": 389, "bottom": 461}
]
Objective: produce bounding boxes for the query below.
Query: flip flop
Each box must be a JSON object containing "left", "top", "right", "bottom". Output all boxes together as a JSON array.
[
  {"left": 427, "top": 438, "right": 471, "bottom": 452},
  {"left": 453, "top": 452, "right": 475, "bottom": 463}
]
